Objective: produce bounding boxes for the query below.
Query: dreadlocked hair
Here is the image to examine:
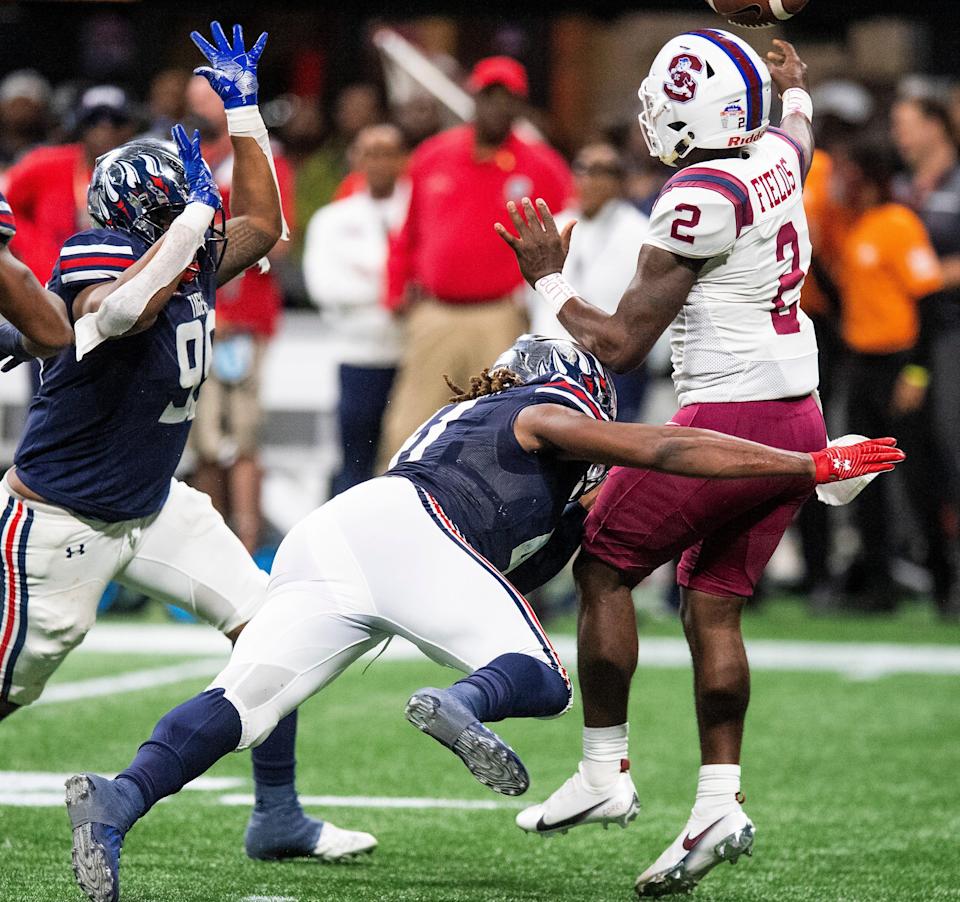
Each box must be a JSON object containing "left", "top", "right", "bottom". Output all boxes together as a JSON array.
[{"left": 444, "top": 367, "right": 523, "bottom": 403}]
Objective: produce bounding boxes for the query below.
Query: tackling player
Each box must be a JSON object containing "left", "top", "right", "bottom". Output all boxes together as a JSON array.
[
  {"left": 498, "top": 35, "right": 832, "bottom": 897},
  {"left": 0, "top": 192, "right": 74, "bottom": 365},
  {"left": 0, "top": 21, "right": 374, "bottom": 878},
  {"left": 61, "top": 334, "right": 901, "bottom": 902}
]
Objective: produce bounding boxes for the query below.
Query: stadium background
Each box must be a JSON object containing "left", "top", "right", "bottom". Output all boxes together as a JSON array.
[{"left": 0, "top": 2, "right": 958, "bottom": 901}]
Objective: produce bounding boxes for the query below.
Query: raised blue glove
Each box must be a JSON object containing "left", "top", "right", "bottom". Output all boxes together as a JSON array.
[
  {"left": 172, "top": 124, "right": 222, "bottom": 209},
  {"left": 0, "top": 191, "right": 17, "bottom": 247},
  {"left": 190, "top": 21, "right": 267, "bottom": 109},
  {"left": 0, "top": 323, "right": 32, "bottom": 372}
]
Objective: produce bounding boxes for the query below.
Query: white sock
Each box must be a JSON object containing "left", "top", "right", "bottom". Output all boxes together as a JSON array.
[
  {"left": 691, "top": 764, "right": 742, "bottom": 822},
  {"left": 581, "top": 724, "right": 629, "bottom": 789}
]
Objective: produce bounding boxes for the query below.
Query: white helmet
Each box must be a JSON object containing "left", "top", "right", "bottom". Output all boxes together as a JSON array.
[{"left": 638, "top": 29, "right": 772, "bottom": 166}]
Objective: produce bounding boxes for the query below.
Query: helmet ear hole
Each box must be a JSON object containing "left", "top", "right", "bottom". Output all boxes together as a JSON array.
[{"left": 668, "top": 121, "right": 686, "bottom": 131}]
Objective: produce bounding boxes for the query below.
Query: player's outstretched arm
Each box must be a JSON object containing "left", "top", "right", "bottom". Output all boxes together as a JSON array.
[
  {"left": 72, "top": 127, "right": 222, "bottom": 353},
  {"left": 766, "top": 39, "right": 813, "bottom": 181},
  {"left": 496, "top": 197, "right": 699, "bottom": 372},
  {"left": 515, "top": 404, "right": 905, "bottom": 483},
  {"left": 0, "top": 196, "right": 73, "bottom": 365},
  {"left": 191, "top": 22, "right": 283, "bottom": 287}
]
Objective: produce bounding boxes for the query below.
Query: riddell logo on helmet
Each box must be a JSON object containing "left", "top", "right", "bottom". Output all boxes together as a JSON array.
[
  {"left": 663, "top": 53, "right": 703, "bottom": 103},
  {"left": 727, "top": 131, "right": 764, "bottom": 147}
]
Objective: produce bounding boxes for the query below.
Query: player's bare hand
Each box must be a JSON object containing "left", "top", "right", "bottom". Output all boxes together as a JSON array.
[
  {"left": 495, "top": 198, "right": 573, "bottom": 287},
  {"left": 765, "top": 39, "right": 807, "bottom": 95}
]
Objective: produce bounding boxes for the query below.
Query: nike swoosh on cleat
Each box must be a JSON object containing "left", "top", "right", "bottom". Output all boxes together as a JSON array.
[
  {"left": 682, "top": 817, "right": 723, "bottom": 851},
  {"left": 535, "top": 799, "right": 611, "bottom": 833}
]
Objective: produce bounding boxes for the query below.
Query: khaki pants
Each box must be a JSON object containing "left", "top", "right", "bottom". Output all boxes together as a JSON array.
[
  {"left": 191, "top": 336, "right": 266, "bottom": 466},
  {"left": 378, "top": 296, "right": 528, "bottom": 469}
]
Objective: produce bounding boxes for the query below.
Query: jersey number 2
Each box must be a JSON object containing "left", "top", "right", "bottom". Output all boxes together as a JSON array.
[
  {"left": 159, "top": 311, "right": 214, "bottom": 424},
  {"left": 770, "top": 222, "right": 803, "bottom": 335},
  {"left": 670, "top": 204, "right": 701, "bottom": 244}
]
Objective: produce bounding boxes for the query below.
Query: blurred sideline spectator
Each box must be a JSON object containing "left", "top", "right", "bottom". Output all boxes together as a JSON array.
[
  {"left": 831, "top": 139, "right": 945, "bottom": 611},
  {"left": 394, "top": 91, "right": 444, "bottom": 151},
  {"left": 144, "top": 68, "right": 191, "bottom": 139},
  {"left": 891, "top": 94, "right": 960, "bottom": 619},
  {"left": 379, "top": 56, "right": 574, "bottom": 466},
  {"left": 330, "top": 93, "right": 444, "bottom": 203},
  {"left": 5, "top": 85, "right": 137, "bottom": 283},
  {"left": 793, "top": 81, "right": 869, "bottom": 601},
  {"left": 528, "top": 141, "right": 651, "bottom": 422},
  {"left": 296, "top": 84, "right": 382, "bottom": 241},
  {"left": 0, "top": 70, "right": 51, "bottom": 170},
  {"left": 303, "top": 124, "right": 410, "bottom": 495},
  {"left": 185, "top": 76, "right": 296, "bottom": 554}
]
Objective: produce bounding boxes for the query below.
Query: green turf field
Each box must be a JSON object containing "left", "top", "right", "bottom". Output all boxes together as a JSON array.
[{"left": 1, "top": 612, "right": 958, "bottom": 902}]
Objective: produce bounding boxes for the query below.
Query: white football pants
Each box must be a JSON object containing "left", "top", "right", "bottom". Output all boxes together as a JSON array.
[{"left": 212, "top": 476, "right": 569, "bottom": 749}]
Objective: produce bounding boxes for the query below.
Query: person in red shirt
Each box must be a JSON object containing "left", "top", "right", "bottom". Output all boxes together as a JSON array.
[
  {"left": 5, "top": 85, "right": 137, "bottom": 284},
  {"left": 379, "top": 56, "right": 573, "bottom": 465},
  {"left": 185, "top": 75, "right": 296, "bottom": 553}
]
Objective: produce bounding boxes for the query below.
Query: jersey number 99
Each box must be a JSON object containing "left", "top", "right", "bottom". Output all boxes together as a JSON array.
[{"left": 159, "top": 311, "right": 215, "bottom": 424}]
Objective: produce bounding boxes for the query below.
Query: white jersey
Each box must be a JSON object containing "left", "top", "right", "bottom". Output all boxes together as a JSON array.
[{"left": 645, "top": 128, "right": 819, "bottom": 406}]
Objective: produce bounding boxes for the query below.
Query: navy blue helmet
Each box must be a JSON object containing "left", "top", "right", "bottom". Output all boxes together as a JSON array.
[
  {"left": 87, "top": 138, "right": 226, "bottom": 272},
  {"left": 493, "top": 333, "right": 617, "bottom": 422}
]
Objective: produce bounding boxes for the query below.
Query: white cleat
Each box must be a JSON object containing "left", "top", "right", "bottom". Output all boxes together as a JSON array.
[
  {"left": 516, "top": 763, "right": 640, "bottom": 836},
  {"left": 311, "top": 822, "right": 378, "bottom": 862},
  {"left": 634, "top": 808, "right": 755, "bottom": 897}
]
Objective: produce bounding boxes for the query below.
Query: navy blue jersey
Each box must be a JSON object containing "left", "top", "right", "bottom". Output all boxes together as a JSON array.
[
  {"left": 14, "top": 228, "right": 216, "bottom": 521},
  {"left": 388, "top": 376, "right": 599, "bottom": 574}
]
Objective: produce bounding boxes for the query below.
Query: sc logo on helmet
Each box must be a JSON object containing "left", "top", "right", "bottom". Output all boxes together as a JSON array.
[{"left": 663, "top": 53, "right": 704, "bottom": 103}]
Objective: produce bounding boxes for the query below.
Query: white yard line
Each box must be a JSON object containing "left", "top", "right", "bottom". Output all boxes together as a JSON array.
[
  {"left": 218, "top": 793, "right": 523, "bottom": 811},
  {"left": 0, "top": 771, "right": 520, "bottom": 811},
  {"left": 36, "top": 657, "right": 226, "bottom": 706},
  {"left": 74, "top": 623, "right": 960, "bottom": 678},
  {"left": 0, "top": 771, "right": 244, "bottom": 807}
]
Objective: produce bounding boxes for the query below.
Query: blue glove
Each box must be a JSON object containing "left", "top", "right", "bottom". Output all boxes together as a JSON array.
[
  {"left": 0, "top": 191, "right": 17, "bottom": 247},
  {"left": 190, "top": 21, "right": 267, "bottom": 109},
  {"left": 0, "top": 323, "right": 33, "bottom": 372},
  {"left": 172, "top": 124, "right": 222, "bottom": 209}
]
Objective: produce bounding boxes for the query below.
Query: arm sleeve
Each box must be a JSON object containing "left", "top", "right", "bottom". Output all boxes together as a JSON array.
[
  {"left": 644, "top": 185, "right": 738, "bottom": 259},
  {"left": 301, "top": 207, "right": 336, "bottom": 307},
  {"left": 508, "top": 502, "right": 587, "bottom": 594}
]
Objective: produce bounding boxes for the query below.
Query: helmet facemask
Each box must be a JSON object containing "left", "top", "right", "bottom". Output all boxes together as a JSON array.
[{"left": 638, "top": 77, "right": 696, "bottom": 167}]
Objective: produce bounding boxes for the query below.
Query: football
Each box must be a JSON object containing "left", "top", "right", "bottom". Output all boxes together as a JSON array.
[{"left": 705, "top": 0, "right": 809, "bottom": 28}]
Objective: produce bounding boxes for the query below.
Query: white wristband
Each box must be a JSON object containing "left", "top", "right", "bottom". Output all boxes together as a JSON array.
[
  {"left": 781, "top": 88, "right": 813, "bottom": 123},
  {"left": 225, "top": 105, "right": 289, "bottom": 242},
  {"left": 535, "top": 273, "right": 578, "bottom": 316}
]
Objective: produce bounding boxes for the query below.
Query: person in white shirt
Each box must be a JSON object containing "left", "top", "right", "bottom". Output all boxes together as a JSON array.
[
  {"left": 302, "top": 124, "right": 410, "bottom": 494},
  {"left": 529, "top": 142, "right": 651, "bottom": 421}
]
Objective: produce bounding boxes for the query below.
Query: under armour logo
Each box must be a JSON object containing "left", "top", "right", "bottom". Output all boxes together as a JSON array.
[{"left": 66, "top": 544, "right": 86, "bottom": 558}]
